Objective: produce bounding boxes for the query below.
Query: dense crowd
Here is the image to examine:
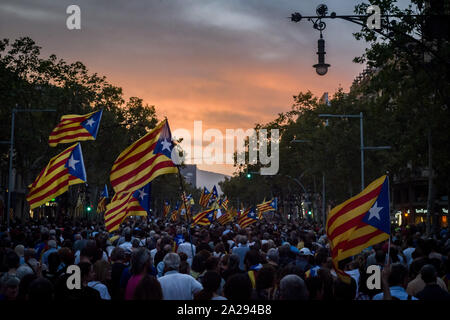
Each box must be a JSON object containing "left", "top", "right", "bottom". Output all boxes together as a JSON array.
[{"left": 1, "top": 214, "right": 449, "bottom": 301}]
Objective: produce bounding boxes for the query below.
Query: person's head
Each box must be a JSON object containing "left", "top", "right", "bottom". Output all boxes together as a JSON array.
[
  {"left": 4, "top": 277, "right": 20, "bottom": 300},
  {"left": 57, "top": 247, "right": 74, "bottom": 267},
  {"left": 214, "top": 242, "right": 225, "bottom": 254},
  {"left": 14, "top": 245, "right": 25, "bottom": 257},
  {"left": 48, "top": 240, "right": 57, "bottom": 249},
  {"left": 110, "top": 247, "right": 126, "bottom": 263},
  {"left": 28, "top": 277, "right": 54, "bottom": 300},
  {"left": 18, "top": 273, "right": 37, "bottom": 300},
  {"left": 314, "top": 250, "right": 329, "bottom": 267},
  {"left": 80, "top": 240, "right": 98, "bottom": 263},
  {"left": 178, "top": 252, "right": 188, "bottom": 262},
  {"left": 388, "top": 263, "right": 408, "bottom": 287},
  {"left": 194, "top": 271, "right": 222, "bottom": 300},
  {"left": 205, "top": 256, "right": 220, "bottom": 272},
  {"left": 133, "top": 275, "right": 163, "bottom": 300},
  {"left": 238, "top": 235, "right": 248, "bottom": 245},
  {"left": 4, "top": 250, "right": 20, "bottom": 270},
  {"left": 333, "top": 277, "right": 357, "bottom": 300},
  {"left": 131, "top": 238, "right": 140, "bottom": 249},
  {"left": 255, "top": 265, "right": 276, "bottom": 291},
  {"left": 130, "top": 248, "right": 152, "bottom": 276},
  {"left": 227, "top": 254, "right": 241, "bottom": 272},
  {"left": 279, "top": 263, "right": 304, "bottom": 280},
  {"left": 266, "top": 248, "right": 279, "bottom": 265},
  {"left": 23, "top": 249, "right": 36, "bottom": 262},
  {"left": 179, "top": 261, "right": 190, "bottom": 275},
  {"left": 125, "top": 233, "right": 132, "bottom": 242},
  {"left": 244, "top": 249, "right": 260, "bottom": 270},
  {"left": 305, "top": 268, "right": 334, "bottom": 300},
  {"left": 93, "top": 259, "right": 112, "bottom": 283},
  {"left": 224, "top": 273, "right": 253, "bottom": 300},
  {"left": 420, "top": 264, "right": 437, "bottom": 284},
  {"left": 191, "top": 251, "right": 210, "bottom": 273},
  {"left": 163, "top": 253, "right": 180, "bottom": 272},
  {"left": 47, "top": 252, "right": 61, "bottom": 274},
  {"left": 219, "top": 254, "right": 230, "bottom": 272},
  {"left": 279, "top": 274, "right": 309, "bottom": 300},
  {"left": 375, "top": 249, "right": 386, "bottom": 265},
  {"left": 78, "top": 262, "right": 96, "bottom": 285}
]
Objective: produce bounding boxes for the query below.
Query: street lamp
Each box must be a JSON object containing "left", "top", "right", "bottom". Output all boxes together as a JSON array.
[
  {"left": 4, "top": 108, "right": 56, "bottom": 230},
  {"left": 290, "top": 4, "right": 446, "bottom": 75},
  {"left": 290, "top": 139, "right": 326, "bottom": 226},
  {"left": 313, "top": 35, "right": 330, "bottom": 76},
  {"left": 319, "top": 113, "right": 391, "bottom": 191}
]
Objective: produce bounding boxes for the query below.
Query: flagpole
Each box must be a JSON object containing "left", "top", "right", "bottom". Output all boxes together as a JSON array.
[
  {"left": 386, "top": 174, "right": 391, "bottom": 265},
  {"left": 176, "top": 165, "right": 195, "bottom": 260}
]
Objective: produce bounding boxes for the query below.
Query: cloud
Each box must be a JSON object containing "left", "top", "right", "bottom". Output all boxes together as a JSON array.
[{"left": 0, "top": 3, "right": 61, "bottom": 22}]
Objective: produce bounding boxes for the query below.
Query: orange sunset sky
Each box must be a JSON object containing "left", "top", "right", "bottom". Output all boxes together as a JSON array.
[{"left": 1, "top": 0, "right": 376, "bottom": 176}]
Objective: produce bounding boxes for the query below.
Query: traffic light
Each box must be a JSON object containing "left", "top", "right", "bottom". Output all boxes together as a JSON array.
[
  {"left": 246, "top": 173, "right": 252, "bottom": 179},
  {"left": 308, "top": 210, "right": 312, "bottom": 215},
  {"left": 86, "top": 205, "right": 93, "bottom": 212}
]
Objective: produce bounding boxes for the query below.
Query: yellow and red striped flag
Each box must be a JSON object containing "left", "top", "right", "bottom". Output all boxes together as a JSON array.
[
  {"left": 49, "top": 110, "right": 103, "bottom": 147},
  {"left": 199, "top": 187, "right": 211, "bottom": 208},
  {"left": 217, "top": 209, "right": 234, "bottom": 225},
  {"left": 163, "top": 201, "right": 171, "bottom": 218},
  {"left": 110, "top": 119, "right": 178, "bottom": 193},
  {"left": 327, "top": 175, "right": 391, "bottom": 283},
  {"left": 238, "top": 207, "right": 258, "bottom": 229},
  {"left": 170, "top": 203, "right": 180, "bottom": 222},
  {"left": 192, "top": 208, "right": 215, "bottom": 226},
  {"left": 97, "top": 197, "right": 107, "bottom": 213},
  {"left": 104, "top": 183, "right": 151, "bottom": 232},
  {"left": 27, "top": 143, "right": 86, "bottom": 210},
  {"left": 97, "top": 184, "right": 109, "bottom": 213}
]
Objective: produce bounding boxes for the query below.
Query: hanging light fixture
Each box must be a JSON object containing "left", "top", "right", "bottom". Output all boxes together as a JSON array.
[{"left": 313, "top": 34, "right": 330, "bottom": 76}]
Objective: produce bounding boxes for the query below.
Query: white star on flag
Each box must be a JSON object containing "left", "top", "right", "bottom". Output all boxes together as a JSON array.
[
  {"left": 85, "top": 117, "right": 96, "bottom": 127},
  {"left": 68, "top": 155, "right": 79, "bottom": 170},
  {"left": 368, "top": 202, "right": 383, "bottom": 220},
  {"left": 161, "top": 139, "right": 172, "bottom": 151},
  {"left": 137, "top": 188, "right": 148, "bottom": 200}
]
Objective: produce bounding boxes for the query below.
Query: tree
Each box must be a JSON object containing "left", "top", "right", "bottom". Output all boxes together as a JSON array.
[{"left": 0, "top": 37, "right": 183, "bottom": 221}]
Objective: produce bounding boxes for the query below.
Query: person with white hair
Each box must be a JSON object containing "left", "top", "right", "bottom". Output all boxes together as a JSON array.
[
  {"left": 279, "top": 274, "right": 309, "bottom": 300},
  {"left": 157, "top": 253, "right": 203, "bottom": 300},
  {"left": 41, "top": 240, "right": 58, "bottom": 266}
]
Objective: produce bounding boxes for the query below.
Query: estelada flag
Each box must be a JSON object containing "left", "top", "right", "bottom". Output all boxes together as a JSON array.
[
  {"left": 163, "top": 201, "right": 171, "bottom": 218},
  {"left": 104, "top": 182, "right": 151, "bottom": 232},
  {"left": 27, "top": 143, "right": 86, "bottom": 210},
  {"left": 199, "top": 187, "right": 211, "bottom": 208},
  {"left": 326, "top": 175, "right": 391, "bottom": 283},
  {"left": 192, "top": 208, "right": 215, "bottom": 226},
  {"left": 110, "top": 119, "right": 178, "bottom": 193},
  {"left": 238, "top": 207, "right": 258, "bottom": 229},
  {"left": 49, "top": 110, "right": 103, "bottom": 147}
]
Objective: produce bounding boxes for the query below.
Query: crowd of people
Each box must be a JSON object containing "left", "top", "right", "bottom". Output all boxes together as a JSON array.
[{"left": 0, "top": 214, "right": 449, "bottom": 301}]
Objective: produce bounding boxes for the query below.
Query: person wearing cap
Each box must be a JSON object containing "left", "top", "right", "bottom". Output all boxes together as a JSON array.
[{"left": 296, "top": 247, "right": 313, "bottom": 273}]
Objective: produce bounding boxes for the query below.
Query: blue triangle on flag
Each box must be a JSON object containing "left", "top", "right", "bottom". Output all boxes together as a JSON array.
[
  {"left": 154, "top": 120, "right": 174, "bottom": 159},
  {"left": 362, "top": 177, "right": 390, "bottom": 235},
  {"left": 65, "top": 143, "right": 87, "bottom": 181},
  {"left": 133, "top": 182, "right": 151, "bottom": 213},
  {"left": 100, "top": 184, "right": 109, "bottom": 198},
  {"left": 81, "top": 109, "right": 103, "bottom": 139}
]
